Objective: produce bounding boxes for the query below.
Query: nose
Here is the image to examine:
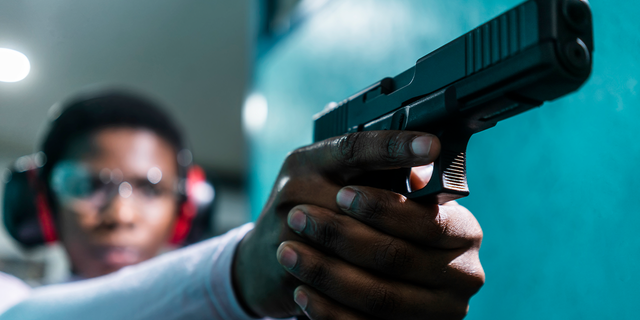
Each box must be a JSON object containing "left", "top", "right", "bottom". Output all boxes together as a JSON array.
[{"left": 100, "top": 190, "right": 137, "bottom": 230}]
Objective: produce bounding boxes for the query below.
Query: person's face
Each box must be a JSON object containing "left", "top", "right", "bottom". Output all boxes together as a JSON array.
[{"left": 52, "top": 128, "right": 179, "bottom": 278}]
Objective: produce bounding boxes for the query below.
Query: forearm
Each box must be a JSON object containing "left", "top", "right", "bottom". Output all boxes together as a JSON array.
[{"left": 1, "top": 224, "right": 258, "bottom": 320}]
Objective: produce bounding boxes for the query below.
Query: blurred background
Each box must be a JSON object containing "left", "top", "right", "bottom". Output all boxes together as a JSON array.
[{"left": 1, "top": 0, "right": 638, "bottom": 319}]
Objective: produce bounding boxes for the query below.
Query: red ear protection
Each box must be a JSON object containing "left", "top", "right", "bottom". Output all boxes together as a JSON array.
[
  {"left": 27, "top": 168, "right": 58, "bottom": 245},
  {"left": 168, "top": 165, "right": 206, "bottom": 245},
  {"left": 34, "top": 190, "right": 58, "bottom": 244}
]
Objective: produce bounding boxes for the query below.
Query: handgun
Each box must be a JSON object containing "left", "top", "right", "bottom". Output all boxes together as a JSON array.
[{"left": 313, "top": 0, "right": 593, "bottom": 204}]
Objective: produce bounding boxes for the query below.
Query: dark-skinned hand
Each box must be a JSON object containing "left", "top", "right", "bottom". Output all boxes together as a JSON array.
[{"left": 232, "top": 131, "right": 484, "bottom": 319}]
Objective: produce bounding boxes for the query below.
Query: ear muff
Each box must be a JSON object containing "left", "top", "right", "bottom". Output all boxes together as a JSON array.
[
  {"left": 169, "top": 165, "right": 214, "bottom": 246},
  {"left": 2, "top": 155, "right": 58, "bottom": 248}
]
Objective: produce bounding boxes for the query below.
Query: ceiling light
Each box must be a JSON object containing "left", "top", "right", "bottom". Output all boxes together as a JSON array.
[{"left": 0, "top": 48, "right": 31, "bottom": 83}]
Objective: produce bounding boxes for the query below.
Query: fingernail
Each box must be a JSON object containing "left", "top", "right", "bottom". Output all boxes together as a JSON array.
[
  {"left": 336, "top": 188, "right": 356, "bottom": 211},
  {"left": 288, "top": 210, "right": 307, "bottom": 233},
  {"left": 294, "top": 287, "right": 308, "bottom": 310},
  {"left": 277, "top": 245, "right": 298, "bottom": 270},
  {"left": 411, "top": 135, "right": 433, "bottom": 157}
]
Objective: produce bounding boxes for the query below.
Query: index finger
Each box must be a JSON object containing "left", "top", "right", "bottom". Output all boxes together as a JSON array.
[{"left": 293, "top": 131, "right": 441, "bottom": 175}]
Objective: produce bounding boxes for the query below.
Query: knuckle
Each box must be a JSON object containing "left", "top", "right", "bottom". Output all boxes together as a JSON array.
[
  {"left": 444, "top": 306, "right": 470, "bottom": 320},
  {"left": 285, "top": 143, "right": 322, "bottom": 172},
  {"left": 430, "top": 296, "right": 470, "bottom": 320},
  {"left": 356, "top": 194, "right": 389, "bottom": 222},
  {"left": 274, "top": 179, "right": 299, "bottom": 206},
  {"left": 380, "top": 133, "right": 408, "bottom": 165},
  {"left": 434, "top": 207, "right": 450, "bottom": 242},
  {"left": 303, "top": 260, "right": 333, "bottom": 290},
  {"left": 314, "top": 218, "right": 343, "bottom": 251},
  {"left": 465, "top": 266, "right": 486, "bottom": 294},
  {"left": 331, "top": 133, "right": 364, "bottom": 168},
  {"left": 451, "top": 256, "right": 485, "bottom": 297},
  {"left": 417, "top": 204, "right": 447, "bottom": 243},
  {"left": 364, "top": 282, "right": 400, "bottom": 316},
  {"left": 285, "top": 147, "right": 302, "bottom": 162},
  {"left": 428, "top": 204, "right": 486, "bottom": 249},
  {"left": 451, "top": 299, "right": 472, "bottom": 319},
  {"left": 373, "top": 238, "right": 413, "bottom": 273},
  {"left": 457, "top": 204, "right": 484, "bottom": 246},
  {"left": 283, "top": 148, "right": 303, "bottom": 171},
  {"left": 470, "top": 225, "right": 484, "bottom": 247},
  {"left": 470, "top": 218, "right": 484, "bottom": 244}
]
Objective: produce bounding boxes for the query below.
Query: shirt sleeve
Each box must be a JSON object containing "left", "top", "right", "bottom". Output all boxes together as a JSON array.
[
  {"left": 0, "top": 272, "right": 31, "bottom": 314},
  {"left": 1, "top": 223, "right": 267, "bottom": 320}
]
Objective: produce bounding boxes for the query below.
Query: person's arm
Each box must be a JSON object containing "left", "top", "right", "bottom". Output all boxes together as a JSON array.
[{"left": 1, "top": 223, "right": 267, "bottom": 320}]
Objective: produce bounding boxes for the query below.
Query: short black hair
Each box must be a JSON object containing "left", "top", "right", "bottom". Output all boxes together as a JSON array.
[{"left": 40, "top": 89, "right": 187, "bottom": 203}]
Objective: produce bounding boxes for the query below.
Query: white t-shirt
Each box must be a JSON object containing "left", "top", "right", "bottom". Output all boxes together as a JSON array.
[
  {"left": 0, "top": 223, "right": 287, "bottom": 320},
  {"left": 0, "top": 272, "right": 31, "bottom": 314}
]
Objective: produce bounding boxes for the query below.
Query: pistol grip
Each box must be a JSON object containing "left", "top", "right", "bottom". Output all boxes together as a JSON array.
[{"left": 405, "top": 130, "right": 472, "bottom": 204}]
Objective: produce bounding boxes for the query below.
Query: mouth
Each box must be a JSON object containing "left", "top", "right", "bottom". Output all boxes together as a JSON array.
[{"left": 96, "top": 246, "right": 142, "bottom": 267}]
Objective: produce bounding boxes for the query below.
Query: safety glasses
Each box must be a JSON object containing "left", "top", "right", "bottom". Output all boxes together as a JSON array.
[{"left": 50, "top": 161, "right": 177, "bottom": 209}]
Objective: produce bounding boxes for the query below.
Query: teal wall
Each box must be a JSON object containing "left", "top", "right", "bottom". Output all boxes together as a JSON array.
[{"left": 248, "top": 0, "right": 639, "bottom": 318}]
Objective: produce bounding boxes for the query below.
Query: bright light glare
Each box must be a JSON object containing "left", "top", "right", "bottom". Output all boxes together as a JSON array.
[
  {"left": 147, "top": 167, "right": 163, "bottom": 184},
  {"left": 192, "top": 182, "right": 215, "bottom": 205},
  {"left": 242, "top": 93, "right": 268, "bottom": 134},
  {"left": 119, "top": 182, "right": 133, "bottom": 198},
  {"left": 0, "top": 48, "right": 31, "bottom": 82}
]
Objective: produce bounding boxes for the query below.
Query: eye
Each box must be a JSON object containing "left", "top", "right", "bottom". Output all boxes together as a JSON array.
[
  {"left": 138, "top": 183, "right": 164, "bottom": 198},
  {"left": 51, "top": 161, "right": 99, "bottom": 199},
  {"left": 67, "top": 177, "right": 92, "bottom": 198}
]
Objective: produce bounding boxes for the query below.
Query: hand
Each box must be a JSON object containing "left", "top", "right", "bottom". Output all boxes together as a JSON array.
[
  {"left": 279, "top": 198, "right": 484, "bottom": 320},
  {"left": 232, "top": 131, "right": 443, "bottom": 318},
  {"left": 232, "top": 131, "right": 440, "bottom": 317}
]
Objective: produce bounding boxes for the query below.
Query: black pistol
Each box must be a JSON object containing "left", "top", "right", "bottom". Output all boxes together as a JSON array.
[{"left": 313, "top": 0, "right": 593, "bottom": 204}]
